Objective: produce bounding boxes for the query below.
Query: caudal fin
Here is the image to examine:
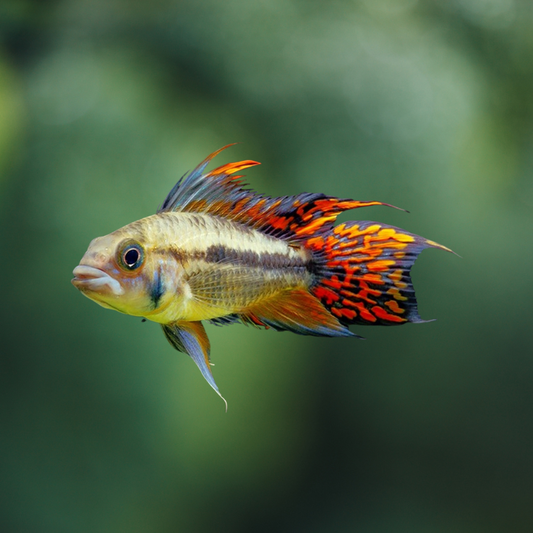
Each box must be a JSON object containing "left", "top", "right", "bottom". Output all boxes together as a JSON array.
[{"left": 305, "top": 221, "right": 453, "bottom": 326}]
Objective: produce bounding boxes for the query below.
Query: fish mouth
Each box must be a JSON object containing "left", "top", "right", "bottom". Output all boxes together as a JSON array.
[{"left": 72, "top": 265, "right": 124, "bottom": 296}]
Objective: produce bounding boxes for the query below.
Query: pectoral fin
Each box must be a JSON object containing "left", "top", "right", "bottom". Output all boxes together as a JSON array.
[{"left": 162, "top": 321, "right": 227, "bottom": 409}]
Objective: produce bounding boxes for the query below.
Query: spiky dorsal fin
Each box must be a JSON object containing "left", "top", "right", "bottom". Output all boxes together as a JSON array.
[
  {"left": 158, "top": 144, "right": 260, "bottom": 214},
  {"left": 158, "top": 145, "right": 400, "bottom": 242}
]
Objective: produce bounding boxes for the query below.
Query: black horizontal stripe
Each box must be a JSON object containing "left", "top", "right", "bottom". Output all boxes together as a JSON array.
[
  {"left": 156, "top": 243, "right": 312, "bottom": 274},
  {"left": 203, "top": 244, "right": 307, "bottom": 270}
]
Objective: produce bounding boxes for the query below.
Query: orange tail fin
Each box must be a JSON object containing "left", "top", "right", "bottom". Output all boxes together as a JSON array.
[{"left": 305, "top": 221, "right": 453, "bottom": 326}]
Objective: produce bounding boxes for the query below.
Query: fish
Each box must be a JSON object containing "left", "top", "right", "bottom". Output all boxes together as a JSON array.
[{"left": 72, "top": 144, "right": 453, "bottom": 406}]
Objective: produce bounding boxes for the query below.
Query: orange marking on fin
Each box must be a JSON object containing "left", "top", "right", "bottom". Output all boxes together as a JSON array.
[
  {"left": 297, "top": 215, "right": 336, "bottom": 236},
  {"left": 355, "top": 225, "right": 381, "bottom": 237},
  {"left": 335, "top": 200, "right": 395, "bottom": 211},
  {"left": 334, "top": 223, "right": 347, "bottom": 233},
  {"left": 393, "top": 233, "right": 415, "bottom": 243},
  {"left": 245, "top": 198, "right": 267, "bottom": 218},
  {"left": 377, "top": 228, "right": 397, "bottom": 239},
  {"left": 313, "top": 286, "right": 340, "bottom": 305},
  {"left": 186, "top": 199, "right": 207, "bottom": 211},
  {"left": 387, "top": 287, "right": 408, "bottom": 301},
  {"left": 326, "top": 248, "right": 360, "bottom": 260},
  {"left": 269, "top": 215, "right": 293, "bottom": 230},
  {"left": 331, "top": 307, "right": 342, "bottom": 318},
  {"left": 349, "top": 248, "right": 381, "bottom": 260},
  {"left": 356, "top": 292, "right": 377, "bottom": 305},
  {"left": 306, "top": 236, "right": 325, "bottom": 248},
  {"left": 322, "top": 276, "right": 343, "bottom": 290},
  {"left": 337, "top": 240, "right": 359, "bottom": 250},
  {"left": 343, "top": 266, "right": 359, "bottom": 286},
  {"left": 210, "top": 160, "right": 260, "bottom": 176},
  {"left": 371, "top": 242, "right": 408, "bottom": 250},
  {"left": 361, "top": 273, "right": 385, "bottom": 285},
  {"left": 313, "top": 198, "right": 338, "bottom": 212},
  {"left": 388, "top": 269, "right": 408, "bottom": 289},
  {"left": 367, "top": 260, "right": 395, "bottom": 272},
  {"left": 341, "top": 298, "right": 356, "bottom": 308},
  {"left": 233, "top": 198, "right": 249, "bottom": 213},
  {"left": 332, "top": 307, "right": 357, "bottom": 320},
  {"left": 371, "top": 306, "right": 406, "bottom": 323},
  {"left": 394, "top": 252, "right": 406, "bottom": 259},
  {"left": 249, "top": 314, "right": 267, "bottom": 327},
  {"left": 347, "top": 229, "right": 364, "bottom": 239},
  {"left": 385, "top": 300, "right": 405, "bottom": 314},
  {"left": 336, "top": 224, "right": 379, "bottom": 238},
  {"left": 354, "top": 302, "right": 377, "bottom": 322},
  {"left": 389, "top": 270, "right": 403, "bottom": 282},
  {"left": 357, "top": 281, "right": 382, "bottom": 296}
]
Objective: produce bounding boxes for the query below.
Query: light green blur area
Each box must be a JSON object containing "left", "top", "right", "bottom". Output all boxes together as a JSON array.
[{"left": 1, "top": 1, "right": 532, "bottom": 532}]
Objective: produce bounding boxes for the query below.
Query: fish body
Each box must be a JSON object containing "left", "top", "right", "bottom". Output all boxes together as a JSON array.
[
  {"left": 76, "top": 211, "right": 312, "bottom": 323},
  {"left": 72, "top": 145, "right": 452, "bottom": 405}
]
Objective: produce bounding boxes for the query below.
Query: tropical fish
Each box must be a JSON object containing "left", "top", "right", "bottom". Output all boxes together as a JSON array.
[{"left": 72, "top": 145, "right": 452, "bottom": 406}]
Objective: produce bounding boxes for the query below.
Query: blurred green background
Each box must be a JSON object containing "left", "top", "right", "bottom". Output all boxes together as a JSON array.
[{"left": 1, "top": 1, "right": 532, "bottom": 532}]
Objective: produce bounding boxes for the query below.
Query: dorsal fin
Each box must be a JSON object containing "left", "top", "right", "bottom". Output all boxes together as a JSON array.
[
  {"left": 158, "top": 145, "right": 402, "bottom": 242},
  {"left": 158, "top": 144, "right": 260, "bottom": 214}
]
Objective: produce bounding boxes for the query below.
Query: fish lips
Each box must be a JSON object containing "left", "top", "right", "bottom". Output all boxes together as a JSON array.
[{"left": 72, "top": 265, "right": 124, "bottom": 297}]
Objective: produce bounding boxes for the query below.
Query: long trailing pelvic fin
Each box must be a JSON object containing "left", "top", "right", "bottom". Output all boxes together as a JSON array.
[{"left": 162, "top": 321, "right": 227, "bottom": 410}]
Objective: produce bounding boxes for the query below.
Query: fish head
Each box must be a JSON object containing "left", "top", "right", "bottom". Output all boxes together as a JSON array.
[{"left": 72, "top": 223, "right": 169, "bottom": 316}]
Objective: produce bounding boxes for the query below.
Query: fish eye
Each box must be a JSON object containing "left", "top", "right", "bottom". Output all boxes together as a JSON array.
[{"left": 117, "top": 241, "right": 145, "bottom": 271}]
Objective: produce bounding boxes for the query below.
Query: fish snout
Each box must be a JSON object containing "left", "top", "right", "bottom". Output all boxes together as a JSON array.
[{"left": 72, "top": 265, "right": 124, "bottom": 296}]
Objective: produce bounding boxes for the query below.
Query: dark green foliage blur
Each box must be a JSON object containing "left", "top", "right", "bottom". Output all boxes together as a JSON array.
[{"left": 1, "top": 1, "right": 532, "bottom": 532}]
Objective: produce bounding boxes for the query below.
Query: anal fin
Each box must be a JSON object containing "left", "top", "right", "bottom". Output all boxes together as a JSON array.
[
  {"left": 162, "top": 321, "right": 227, "bottom": 409},
  {"left": 243, "top": 289, "right": 361, "bottom": 338}
]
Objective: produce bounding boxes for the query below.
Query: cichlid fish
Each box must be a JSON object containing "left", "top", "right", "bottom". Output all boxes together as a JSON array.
[{"left": 72, "top": 145, "right": 452, "bottom": 406}]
